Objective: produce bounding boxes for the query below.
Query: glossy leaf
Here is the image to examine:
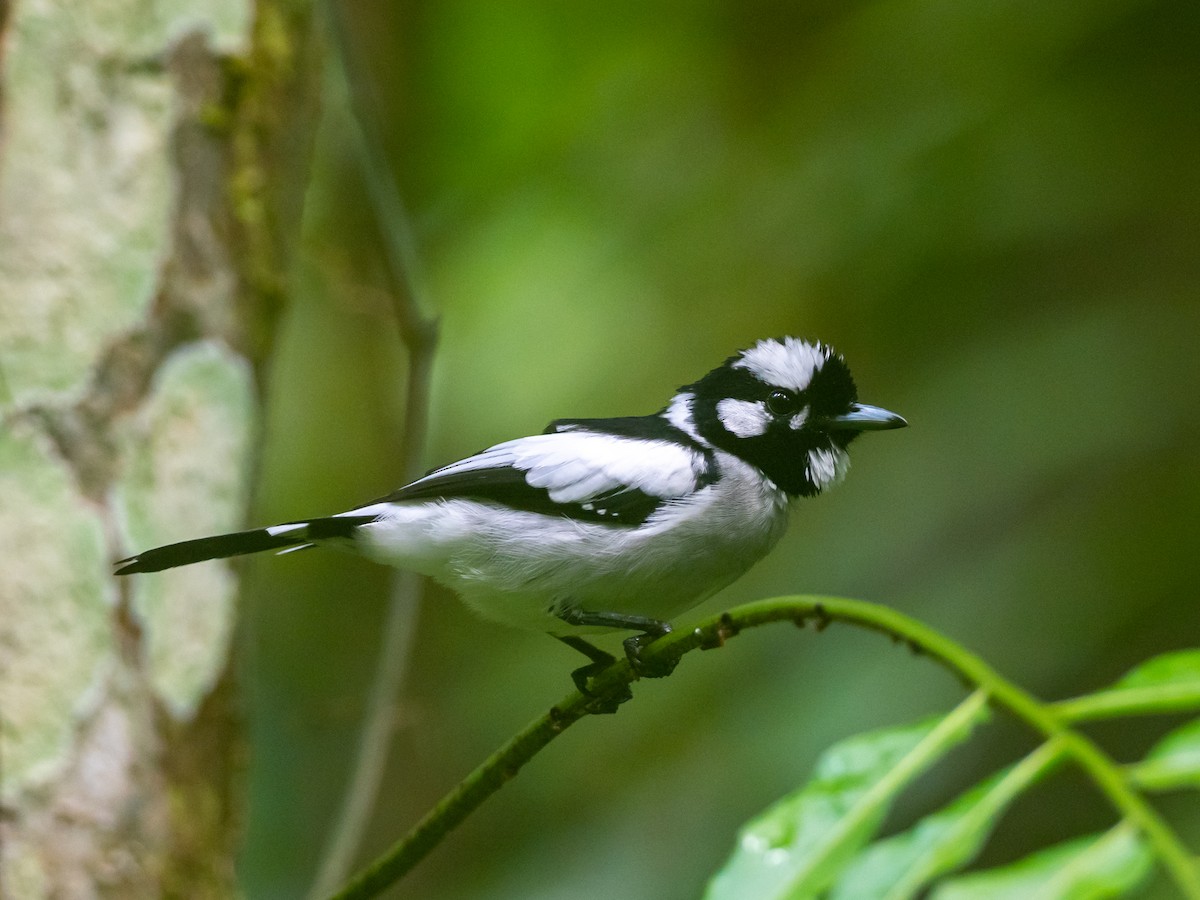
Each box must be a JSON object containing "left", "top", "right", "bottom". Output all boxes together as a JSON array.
[
  {"left": 930, "top": 822, "right": 1152, "bottom": 900},
  {"left": 831, "top": 740, "right": 1066, "bottom": 900},
  {"left": 1128, "top": 718, "right": 1200, "bottom": 792},
  {"left": 705, "top": 691, "right": 989, "bottom": 900},
  {"left": 1054, "top": 649, "right": 1200, "bottom": 723}
]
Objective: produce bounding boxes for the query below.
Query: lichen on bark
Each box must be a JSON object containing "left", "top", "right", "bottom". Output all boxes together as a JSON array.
[{"left": 113, "top": 340, "right": 256, "bottom": 720}]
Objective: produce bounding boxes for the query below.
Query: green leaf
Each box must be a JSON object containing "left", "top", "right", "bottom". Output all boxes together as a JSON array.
[
  {"left": 704, "top": 691, "right": 990, "bottom": 900},
  {"left": 1128, "top": 718, "right": 1200, "bottom": 792},
  {"left": 930, "top": 822, "right": 1153, "bottom": 900},
  {"left": 831, "top": 739, "right": 1067, "bottom": 900},
  {"left": 1116, "top": 650, "right": 1200, "bottom": 689},
  {"left": 1053, "top": 649, "right": 1200, "bottom": 722}
]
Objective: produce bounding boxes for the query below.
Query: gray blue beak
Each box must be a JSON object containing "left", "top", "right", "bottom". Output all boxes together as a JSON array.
[{"left": 825, "top": 403, "right": 908, "bottom": 431}]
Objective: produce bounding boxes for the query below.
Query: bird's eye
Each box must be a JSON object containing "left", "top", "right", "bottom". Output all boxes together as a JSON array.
[{"left": 766, "top": 389, "right": 799, "bottom": 416}]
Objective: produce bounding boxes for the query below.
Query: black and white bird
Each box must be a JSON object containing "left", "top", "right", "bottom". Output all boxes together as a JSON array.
[{"left": 116, "top": 337, "right": 905, "bottom": 690}]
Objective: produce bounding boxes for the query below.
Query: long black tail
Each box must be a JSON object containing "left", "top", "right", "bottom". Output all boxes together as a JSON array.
[{"left": 113, "top": 516, "right": 376, "bottom": 575}]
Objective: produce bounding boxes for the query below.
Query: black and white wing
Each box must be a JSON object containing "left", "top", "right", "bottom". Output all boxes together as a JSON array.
[
  {"left": 114, "top": 415, "right": 715, "bottom": 575},
  {"left": 373, "top": 416, "right": 715, "bottom": 526}
]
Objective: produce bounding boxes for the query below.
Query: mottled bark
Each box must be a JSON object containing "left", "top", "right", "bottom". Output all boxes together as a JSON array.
[{"left": 0, "top": 0, "right": 320, "bottom": 895}]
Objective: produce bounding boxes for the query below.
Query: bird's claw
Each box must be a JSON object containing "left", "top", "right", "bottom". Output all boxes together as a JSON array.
[
  {"left": 622, "top": 628, "right": 680, "bottom": 679},
  {"left": 569, "top": 662, "right": 633, "bottom": 714}
]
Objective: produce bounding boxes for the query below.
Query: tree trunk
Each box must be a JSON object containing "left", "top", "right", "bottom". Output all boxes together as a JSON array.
[{"left": 0, "top": 1, "right": 320, "bottom": 895}]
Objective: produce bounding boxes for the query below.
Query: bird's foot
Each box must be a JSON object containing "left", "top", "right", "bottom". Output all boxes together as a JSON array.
[
  {"left": 558, "top": 636, "right": 633, "bottom": 714},
  {"left": 558, "top": 607, "right": 680, "bottom": 682}
]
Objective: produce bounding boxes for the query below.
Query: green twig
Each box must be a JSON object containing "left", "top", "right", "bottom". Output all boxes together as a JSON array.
[{"left": 328, "top": 596, "right": 1200, "bottom": 900}]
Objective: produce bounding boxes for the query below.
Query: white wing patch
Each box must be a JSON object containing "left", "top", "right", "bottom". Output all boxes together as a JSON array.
[
  {"left": 716, "top": 398, "right": 770, "bottom": 438},
  {"left": 734, "top": 337, "right": 829, "bottom": 392},
  {"left": 403, "top": 430, "right": 705, "bottom": 505},
  {"left": 511, "top": 433, "right": 701, "bottom": 501}
]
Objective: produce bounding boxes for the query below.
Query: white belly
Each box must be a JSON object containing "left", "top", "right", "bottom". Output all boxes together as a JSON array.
[{"left": 346, "top": 455, "right": 791, "bottom": 633}]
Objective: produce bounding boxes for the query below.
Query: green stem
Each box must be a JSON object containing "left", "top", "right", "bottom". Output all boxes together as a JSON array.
[
  {"left": 1051, "top": 684, "right": 1200, "bottom": 723},
  {"left": 329, "top": 692, "right": 598, "bottom": 899},
  {"left": 328, "top": 595, "right": 1200, "bottom": 900}
]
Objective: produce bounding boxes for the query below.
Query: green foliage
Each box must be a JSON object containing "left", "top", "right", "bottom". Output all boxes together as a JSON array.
[
  {"left": 706, "top": 648, "right": 1200, "bottom": 900},
  {"left": 931, "top": 825, "right": 1153, "bottom": 900},
  {"left": 705, "top": 692, "right": 990, "bottom": 900},
  {"left": 830, "top": 743, "right": 1066, "bottom": 900},
  {"left": 1130, "top": 720, "right": 1200, "bottom": 793},
  {"left": 1054, "top": 651, "right": 1200, "bottom": 723}
]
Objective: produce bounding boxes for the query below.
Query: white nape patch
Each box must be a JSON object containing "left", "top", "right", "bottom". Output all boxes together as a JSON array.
[
  {"left": 734, "top": 337, "right": 829, "bottom": 392},
  {"left": 664, "top": 392, "right": 703, "bottom": 442},
  {"left": 266, "top": 523, "right": 307, "bottom": 536},
  {"left": 788, "top": 408, "right": 810, "bottom": 430},
  {"left": 716, "top": 397, "right": 770, "bottom": 438},
  {"left": 805, "top": 446, "right": 851, "bottom": 492}
]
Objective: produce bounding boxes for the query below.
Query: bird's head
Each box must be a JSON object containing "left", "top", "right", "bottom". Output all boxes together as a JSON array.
[{"left": 679, "top": 337, "right": 906, "bottom": 497}]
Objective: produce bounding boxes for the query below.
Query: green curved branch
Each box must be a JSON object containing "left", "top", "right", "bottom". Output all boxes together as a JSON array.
[{"left": 328, "top": 596, "right": 1200, "bottom": 900}]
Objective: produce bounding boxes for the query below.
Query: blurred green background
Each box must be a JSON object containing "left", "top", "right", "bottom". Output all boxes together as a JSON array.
[{"left": 237, "top": 1, "right": 1200, "bottom": 897}]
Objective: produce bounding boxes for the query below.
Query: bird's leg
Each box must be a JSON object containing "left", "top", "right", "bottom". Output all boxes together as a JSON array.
[
  {"left": 556, "top": 635, "right": 632, "bottom": 714},
  {"left": 557, "top": 635, "right": 618, "bottom": 694},
  {"left": 557, "top": 608, "right": 680, "bottom": 679}
]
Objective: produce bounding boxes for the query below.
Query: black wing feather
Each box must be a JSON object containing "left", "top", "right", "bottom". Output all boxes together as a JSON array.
[
  {"left": 383, "top": 466, "right": 664, "bottom": 525},
  {"left": 368, "top": 415, "right": 714, "bottom": 526}
]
